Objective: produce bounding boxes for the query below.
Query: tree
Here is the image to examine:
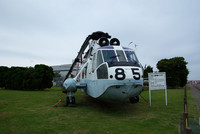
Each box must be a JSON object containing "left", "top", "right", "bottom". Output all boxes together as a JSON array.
[
  {"left": 33, "top": 64, "right": 53, "bottom": 90},
  {"left": 0, "top": 66, "right": 9, "bottom": 88},
  {"left": 143, "top": 65, "right": 153, "bottom": 78},
  {"left": 23, "top": 67, "right": 35, "bottom": 90},
  {"left": 156, "top": 57, "right": 189, "bottom": 87},
  {"left": 4, "top": 67, "right": 25, "bottom": 90}
]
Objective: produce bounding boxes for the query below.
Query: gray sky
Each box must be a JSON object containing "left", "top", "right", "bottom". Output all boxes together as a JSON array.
[{"left": 0, "top": 0, "right": 199, "bottom": 80}]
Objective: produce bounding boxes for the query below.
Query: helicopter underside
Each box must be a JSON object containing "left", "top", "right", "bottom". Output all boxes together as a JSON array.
[
  {"left": 99, "top": 83, "right": 142, "bottom": 102},
  {"left": 82, "top": 79, "right": 143, "bottom": 102}
]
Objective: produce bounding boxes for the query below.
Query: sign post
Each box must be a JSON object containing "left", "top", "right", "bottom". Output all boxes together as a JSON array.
[{"left": 148, "top": 72, "right": 167, "bottom": 106}]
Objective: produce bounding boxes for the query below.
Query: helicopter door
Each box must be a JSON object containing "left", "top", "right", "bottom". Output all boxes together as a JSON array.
[
  {"left": 96, "top": 50, "right": 108, "bottom": 79},
  {"left": 96, "top": 50, "right": 103, "bottom": 68},
  {"left": 92, "top": 50, "right": 104, "bottom": 73}
]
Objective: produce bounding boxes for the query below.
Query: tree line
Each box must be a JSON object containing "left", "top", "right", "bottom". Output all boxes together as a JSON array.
[
  {"left": 144, "top": 57, "right": 189, "bottom": 88},
  {"left": 0, "top": 57, "right": 189, "bottom": 90},
  {"left": 0, "top": 64, "right": 53, "bottom": 90}
]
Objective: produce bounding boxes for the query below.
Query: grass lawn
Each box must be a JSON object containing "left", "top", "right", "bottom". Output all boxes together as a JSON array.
[{"left": 0, "top": 87, "right": 199, "bottom": 134}]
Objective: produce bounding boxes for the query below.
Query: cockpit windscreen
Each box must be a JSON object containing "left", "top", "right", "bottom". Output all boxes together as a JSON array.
[
  {"left": 102, "top": 50, "right": 117, "bottom": 62},
  {"left": 102, "top": 50, "right": 138, "bottom": 63},
  {"left": 125, "top": 51, "right": 138, "bottom": 63}
]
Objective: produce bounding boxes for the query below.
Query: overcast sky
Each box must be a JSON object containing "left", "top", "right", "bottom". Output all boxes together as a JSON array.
[{"left": 0, "top": 0, "right": 199, "bottom": 80}]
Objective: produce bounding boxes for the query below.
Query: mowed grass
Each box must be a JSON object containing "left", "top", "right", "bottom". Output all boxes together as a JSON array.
[{"left": 0, "top": 87, "right": 199, "bottom": 134}]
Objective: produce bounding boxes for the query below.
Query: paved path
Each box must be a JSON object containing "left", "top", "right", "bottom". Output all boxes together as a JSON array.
[{"left": 188, "top": 84, "right": 200, "bottom": 113}]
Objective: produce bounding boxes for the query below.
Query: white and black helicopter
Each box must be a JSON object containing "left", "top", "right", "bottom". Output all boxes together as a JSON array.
[{"left": 63, "top": 31, "right": 143, "bottom": 106}]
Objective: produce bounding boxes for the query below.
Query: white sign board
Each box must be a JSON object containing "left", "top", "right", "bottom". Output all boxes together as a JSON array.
[
  {"left": 148, "top": 72, "right": 167, "bottom": 106},
  {"left": 149, "top": 72, "right": 167, "bottom": 90}
]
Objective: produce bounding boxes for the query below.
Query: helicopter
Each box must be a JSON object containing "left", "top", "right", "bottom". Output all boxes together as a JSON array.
[{"left": 63, "top": 31, "right": 143, "bottom": 106}]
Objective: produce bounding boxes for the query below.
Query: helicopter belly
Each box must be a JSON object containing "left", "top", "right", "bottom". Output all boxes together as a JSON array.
[{"left": 85, "top": 79, "right": 143, "bottom": 101}]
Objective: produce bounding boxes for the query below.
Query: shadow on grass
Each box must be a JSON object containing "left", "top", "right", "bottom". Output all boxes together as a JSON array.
[{"left": 61, "top": 94, "right": 144, "bottom": 116}]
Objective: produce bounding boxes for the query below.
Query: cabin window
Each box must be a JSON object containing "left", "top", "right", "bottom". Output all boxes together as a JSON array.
[
  {"left": 97, "top": 63, "right": 108, "bottom": 79},
  {"left": 116, "top": 50, "right": 127, "bottom": 62},
  {"left": 102, "top": 50, "right": 117, "bottom": 63},
  {"left": 96, "top": 50, "right": 103, "bottom": 68},
  {"left": 125, "top": 51, "right": 138, "bottom": 63}
]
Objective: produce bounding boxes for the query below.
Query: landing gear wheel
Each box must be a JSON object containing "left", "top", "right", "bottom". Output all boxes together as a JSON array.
[
  {"left": 129, "top": 96, "right": 139, "bottom": 103},
  {"left": 66, "top": 97, "right": 70, "bottom": 106},
  {"left": 72, "top": 96, "right": 75, "bottom": 104}
]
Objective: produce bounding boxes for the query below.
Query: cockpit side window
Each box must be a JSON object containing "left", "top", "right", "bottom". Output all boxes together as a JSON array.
[
  {"left": 125, "top": 51, "right": 138, "bottom": 63},
  {"left": 96, "top": 50, "right": 103, "bottom": 68},
  {"left": 116, "top": 50, "right": 127, "bottom": 62},
  {"left": 102, "top": 50, "right": 117, "bottom": 62}
]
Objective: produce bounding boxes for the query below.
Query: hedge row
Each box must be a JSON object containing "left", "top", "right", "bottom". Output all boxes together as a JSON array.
[{"left": 0, "top": 64, "right": 53, "bottom": 90}]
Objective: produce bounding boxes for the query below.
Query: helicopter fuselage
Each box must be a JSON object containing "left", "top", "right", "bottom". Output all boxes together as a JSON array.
[
  {"left": 76, "top": 45, "right": 143, "bottom": 101},
  {"left": 63, "top": 31, "right": 143, "bottom": 105}
]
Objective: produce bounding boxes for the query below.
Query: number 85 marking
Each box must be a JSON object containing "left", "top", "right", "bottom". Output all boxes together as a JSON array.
[
  {"left": 115, "top": 68, "right": 140, "bottom": 80},
  {"left": 131, "top": 68, "right": 140, "bottom": 80}
]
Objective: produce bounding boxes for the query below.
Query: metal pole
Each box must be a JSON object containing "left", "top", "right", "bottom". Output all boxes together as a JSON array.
[
  {"left": 184, "top": 98, "right": 187, "bottom": 112},
  {"left": 165, "top": 88, "right": 167, "bottom": 106},
  {"left": 149, "top": 89, "right": 151, "bottom": 106},
  {"left": 184, "top": 86, "right": 187, "bottom": 100},
  {"left": 183, "top": 112, "right": 188, "bottom": 134}
]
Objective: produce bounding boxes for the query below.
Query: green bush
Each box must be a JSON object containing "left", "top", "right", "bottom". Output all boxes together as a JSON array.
[{"left": 0, "top": 64, "right": 53, "bottom": 90}]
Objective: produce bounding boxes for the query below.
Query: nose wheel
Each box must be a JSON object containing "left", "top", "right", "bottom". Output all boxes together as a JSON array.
[{"left": 66, "top": 96, "right": 76, "bottom": 106}]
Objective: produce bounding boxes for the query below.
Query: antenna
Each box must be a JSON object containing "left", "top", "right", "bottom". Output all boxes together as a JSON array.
[
  {"left": 128, "top": 41, "right": 139, "bottom": 50},
  {"left": 128, "top": 41, "right": 133, "bottom": 47},
  {"left": 134, "top": 44, "right": 139, "bottom": 49}
]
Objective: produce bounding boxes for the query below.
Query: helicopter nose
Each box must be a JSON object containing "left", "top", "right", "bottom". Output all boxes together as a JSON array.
[{"left": 63, "top": 78, "right": 77, "bottom": 93}]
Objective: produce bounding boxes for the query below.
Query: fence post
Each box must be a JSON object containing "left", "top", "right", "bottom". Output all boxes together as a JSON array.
[
  {"left": 184, "top": 86, "right": 186, "bottom": 97},
  {"left": 186, "top": 127, "right": 192, "bottom": 134},
  {"left": 183, "top": 112, "right": 188, "bottom": 134},
  {"left": 184, "top": 98, "right": 187, "bottom": 112},
  {"left": 184, "top": 86, "right": 187, "bottom": 111},
  {"left": 183, "top": 86, "right": 192, "bottom": 134}
]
